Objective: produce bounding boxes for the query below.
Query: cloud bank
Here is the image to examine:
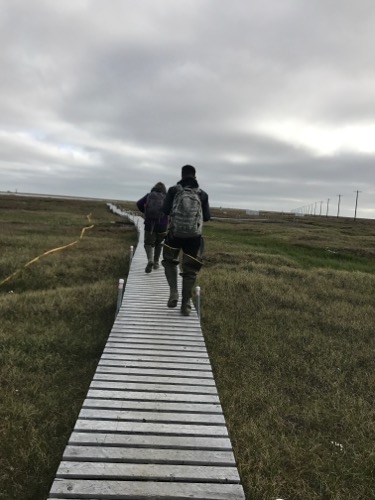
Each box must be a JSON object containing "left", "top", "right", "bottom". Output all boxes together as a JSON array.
[{"left": 1, "top": 0, "right": 374, "bottom": 217}]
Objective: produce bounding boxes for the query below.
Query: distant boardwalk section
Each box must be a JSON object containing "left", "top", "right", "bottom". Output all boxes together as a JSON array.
[{"left": 48, "top": 206, "right": 245, "bottom": 499}]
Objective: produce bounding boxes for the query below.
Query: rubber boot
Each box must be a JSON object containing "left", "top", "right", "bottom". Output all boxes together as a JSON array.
[
  {"left": 162, "top": 245, "right": 180, "bottom": 307},
  {"left": 180, "top": 275, "right": 196, "bottom": 316},
  {"left": 144, "top": 245, "right": 154, "bottom": 273},
  {"left": 180, "top": 253, "right": 203, "bottom": 316},
  {"left": 153, "top": 244, "right": 163, "bottom": 270}
]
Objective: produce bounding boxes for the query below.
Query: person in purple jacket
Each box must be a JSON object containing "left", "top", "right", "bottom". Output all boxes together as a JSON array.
[{"left": 136, "top": 182, "right": 168, "bottom": 273}]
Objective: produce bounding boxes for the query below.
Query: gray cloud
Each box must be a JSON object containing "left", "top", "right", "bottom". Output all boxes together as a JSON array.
[{"left": 1, "top": 0, "right": 374, "bottom": 219}]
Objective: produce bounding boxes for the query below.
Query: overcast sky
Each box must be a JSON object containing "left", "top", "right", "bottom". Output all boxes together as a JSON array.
[{"left": 1, "top": 0, "right": 375, "bottom": 218}]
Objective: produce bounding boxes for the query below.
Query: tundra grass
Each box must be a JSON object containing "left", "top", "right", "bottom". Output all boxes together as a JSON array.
[
  {"left": 0, "top": 195, "right": 137, "bottom": 500},
  {"left": 200, "top": 216, "right": 375, "bottom": 499},
  {"left": 205, "top": 214, "right": 375, "bottom": 271},
  {"left": 2, "top": 198, "right": 374, "bottom": 499}
]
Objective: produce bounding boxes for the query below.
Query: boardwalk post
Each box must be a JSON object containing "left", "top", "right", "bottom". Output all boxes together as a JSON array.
[
  {"left": 129, "top": 245, "right": 134, "bottom": 263},
  {"left": 115, "top": 278, "right": 124, "bottom": 316},
  {"left": 196, "top": 285, "right": 201, "bottom": 319}
]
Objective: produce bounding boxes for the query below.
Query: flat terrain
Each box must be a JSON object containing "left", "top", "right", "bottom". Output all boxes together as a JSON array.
[
  {"left": 0, "top": 195, "right": 137, "bottom": 500},
  {"left": 200, "top": 209, "right": 375, "bottom": 499},
  {"left": 1, "top": 195, "right": 374, "bottom": 499}
]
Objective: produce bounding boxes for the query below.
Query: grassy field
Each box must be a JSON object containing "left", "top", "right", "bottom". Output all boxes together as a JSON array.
[
  {"left": 1, "top": 196, "right": 374, "bottom": 499},
  {"left": 0, "top": 195, "right": 137, "bottom": 500},
  {"left": 199, "top": 211, "right": 375, "bottom": 499}
]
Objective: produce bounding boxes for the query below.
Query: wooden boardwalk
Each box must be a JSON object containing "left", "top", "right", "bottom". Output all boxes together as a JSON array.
[{"left": 48, "top": 209, "right": 245, "bottom": 499}]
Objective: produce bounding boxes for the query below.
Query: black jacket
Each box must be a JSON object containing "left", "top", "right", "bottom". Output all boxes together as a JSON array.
[{"left": 163, "top": 177, "right": 211, "bottom": 222}]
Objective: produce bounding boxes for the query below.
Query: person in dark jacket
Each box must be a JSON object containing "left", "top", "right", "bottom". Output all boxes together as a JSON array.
[
  {"left": 136, "top": 182, "right": 168, "bottom": 273},
  {"left": 162, "top": 165, "right": 210, "bottom": 316}
]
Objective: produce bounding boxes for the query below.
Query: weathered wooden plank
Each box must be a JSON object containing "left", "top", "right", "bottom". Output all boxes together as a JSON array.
[
  {"left": 122, "top": 277, "right": 168, "bottom": 283},
  {"left": 109, "top": 331, "right": 204, "bottom": 339},
  {"left": 122, "top": 278, "right": 168, "bottom": 284},
  {"left": 94, "top": 375, "right": 213, "bottom": 388},
  {"left": 119, "top": 307, "right": 188, "bottom": 315},
  {"left": 99, "top": 355, "right": 210, "bottom": 365},
  {"left": 87, "top": 390, "right": 220, "bottom": 403},
  {"left": 114, "top": 312, "right": 199, "bottom": 318},
  {"left": 100, "top": 353, "right": 210, "bottom": 364},
  {"left": 123, "top": 279, "right": 170, "bottom": 285},
  {"left": 82, "top": 399, "right": 222, "bottom": 414},
  {"left": 120, "top": 300, "right": 175, "bottom": 305},
  {"left": 112, "top": 317, "right": 200, "bottom": 323},
  {"left": 89, "top": 381, "right": 217, "bottom": 395},
  {"left": 63, "top": 446, "right": 235, "bottom": 465},
  {"left": 110, "top": 332, "right": 200, "bottom": 338},
  {"left": 118, "top": 292, "right": 175, "bottom": 297},
  {"left": 95, "top": 367, "right": 215, "bottom": 379},
  {"left": 69, "top": 432, "right": 232, "bottom": 450},
  {"left": 119, "top": 293, "right": 181, "bottom": 298},
  {"left": 56, "top": 461, "right": 240, "bottom": 483},
  {"left": 103, "top": 349, "right": 209, "bottom": 360},
  {"left": 110, "top": 328, "right": 202, "bottom": 337},
  {"left": 106, "top": 338, "right": 206, "bottom": 347},
  {"left": 98, "top": 360, "right": 212, "bottom": 371},
  {"left": 115, "top": 316, "right": 200, "bottom": 323},
  {"left": 110, "top": 332, "right": 203, "bottom": 341},
  {"left": 104, "top": 346, "right": 207, "bottom": 357},
  {"left": 114, "top": 315, "right": 200, "bottom": 322},
  {"left": 117, "top": 301, "right": 188, "bottom": 312},
  {"left": 93, "top": 374, "right": 215, "bottom": 386},
  {"left": 118, "top": 292, "right": 176, "bottom": 297},
  {"left": 74, "top": 420, "right": 229, "bottom": 437},
  {"left": 114, "top": 314, "right": 201, "bottom": 322},
  {"left": 104, "top": 343, "right": 207, "bottom": 352},
  {"left": 102, "top": 350, "right": 209, "bottom": 360},
  {"left": 49, "top": 479, "right": 246, "bottom": 499},
  {"left": 78, "top": 409, "right": 225, "bottom": 425},
  {"left": 120, "top": 305, "right": 194, "bottom": 311}
]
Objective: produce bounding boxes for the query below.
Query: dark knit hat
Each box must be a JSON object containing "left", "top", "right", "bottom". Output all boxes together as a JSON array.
[{"left": 181, "top": 164, "right": 196, "bottom": 178}]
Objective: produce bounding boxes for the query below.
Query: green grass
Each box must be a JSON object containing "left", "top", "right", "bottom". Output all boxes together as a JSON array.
[
  {"left": 199, "top": 214, "right": 375, "bottom": 499},
  {"left": 1, "top": 197, "right": 374, "bottom": 499},
  {"left": 204, "top": 217, "right": 375, "bottom": 273},
  {"left": 0, "top": 195, "right": 137, "bottom": 500}
]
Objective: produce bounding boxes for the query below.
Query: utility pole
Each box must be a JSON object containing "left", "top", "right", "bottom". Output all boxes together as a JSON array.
[
  {"left": 326, "top": 198, "right": 330, "bottom": 217},
  {"left": 314, "top": 201, "right": 317, "bottom": 216},
  {"left": 354, "top": 190, "right": 361, "bottom": 221},
  {"left": 319, "top": 201, "right": 323, "bottom": 216},
  {"left": 337, "top": 194, "right": 342, "bottom": 218}
]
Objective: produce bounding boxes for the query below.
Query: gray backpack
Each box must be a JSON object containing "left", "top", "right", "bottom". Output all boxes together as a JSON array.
[{"left": 170, "top": 185, "right": 203, "bottom": 238}]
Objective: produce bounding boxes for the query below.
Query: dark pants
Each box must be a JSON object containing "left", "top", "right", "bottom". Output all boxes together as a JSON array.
[
  {"left": 144, "top": 222, "right": 167, "bottom": 247},
  {"left": 162, "top": 233, "right": 203, "bottom": 278},
  {"left": 163, "top": 234, "right": 204, "bottom": 259},
  {"left": 144, "top": 230, "right": 167, "bottom": 247}
]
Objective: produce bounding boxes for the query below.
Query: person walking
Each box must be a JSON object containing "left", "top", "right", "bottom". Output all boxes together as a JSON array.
[
  {"left": 136, "top": 182, "right": 168, "bottom": 273},
  {"left": 162, "top": 165, "right": 210, "bottom": 316}
]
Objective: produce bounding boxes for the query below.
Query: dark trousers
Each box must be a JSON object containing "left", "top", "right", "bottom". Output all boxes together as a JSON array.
[
  {"left": 144, "top": 230, "right": 167, "bottom": 247},
  {"left": 162, "top": 233, "right": 204, "bottom": 283},
  {"left": 164, "top": 234, "right": 204, "bottom": 259}
]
